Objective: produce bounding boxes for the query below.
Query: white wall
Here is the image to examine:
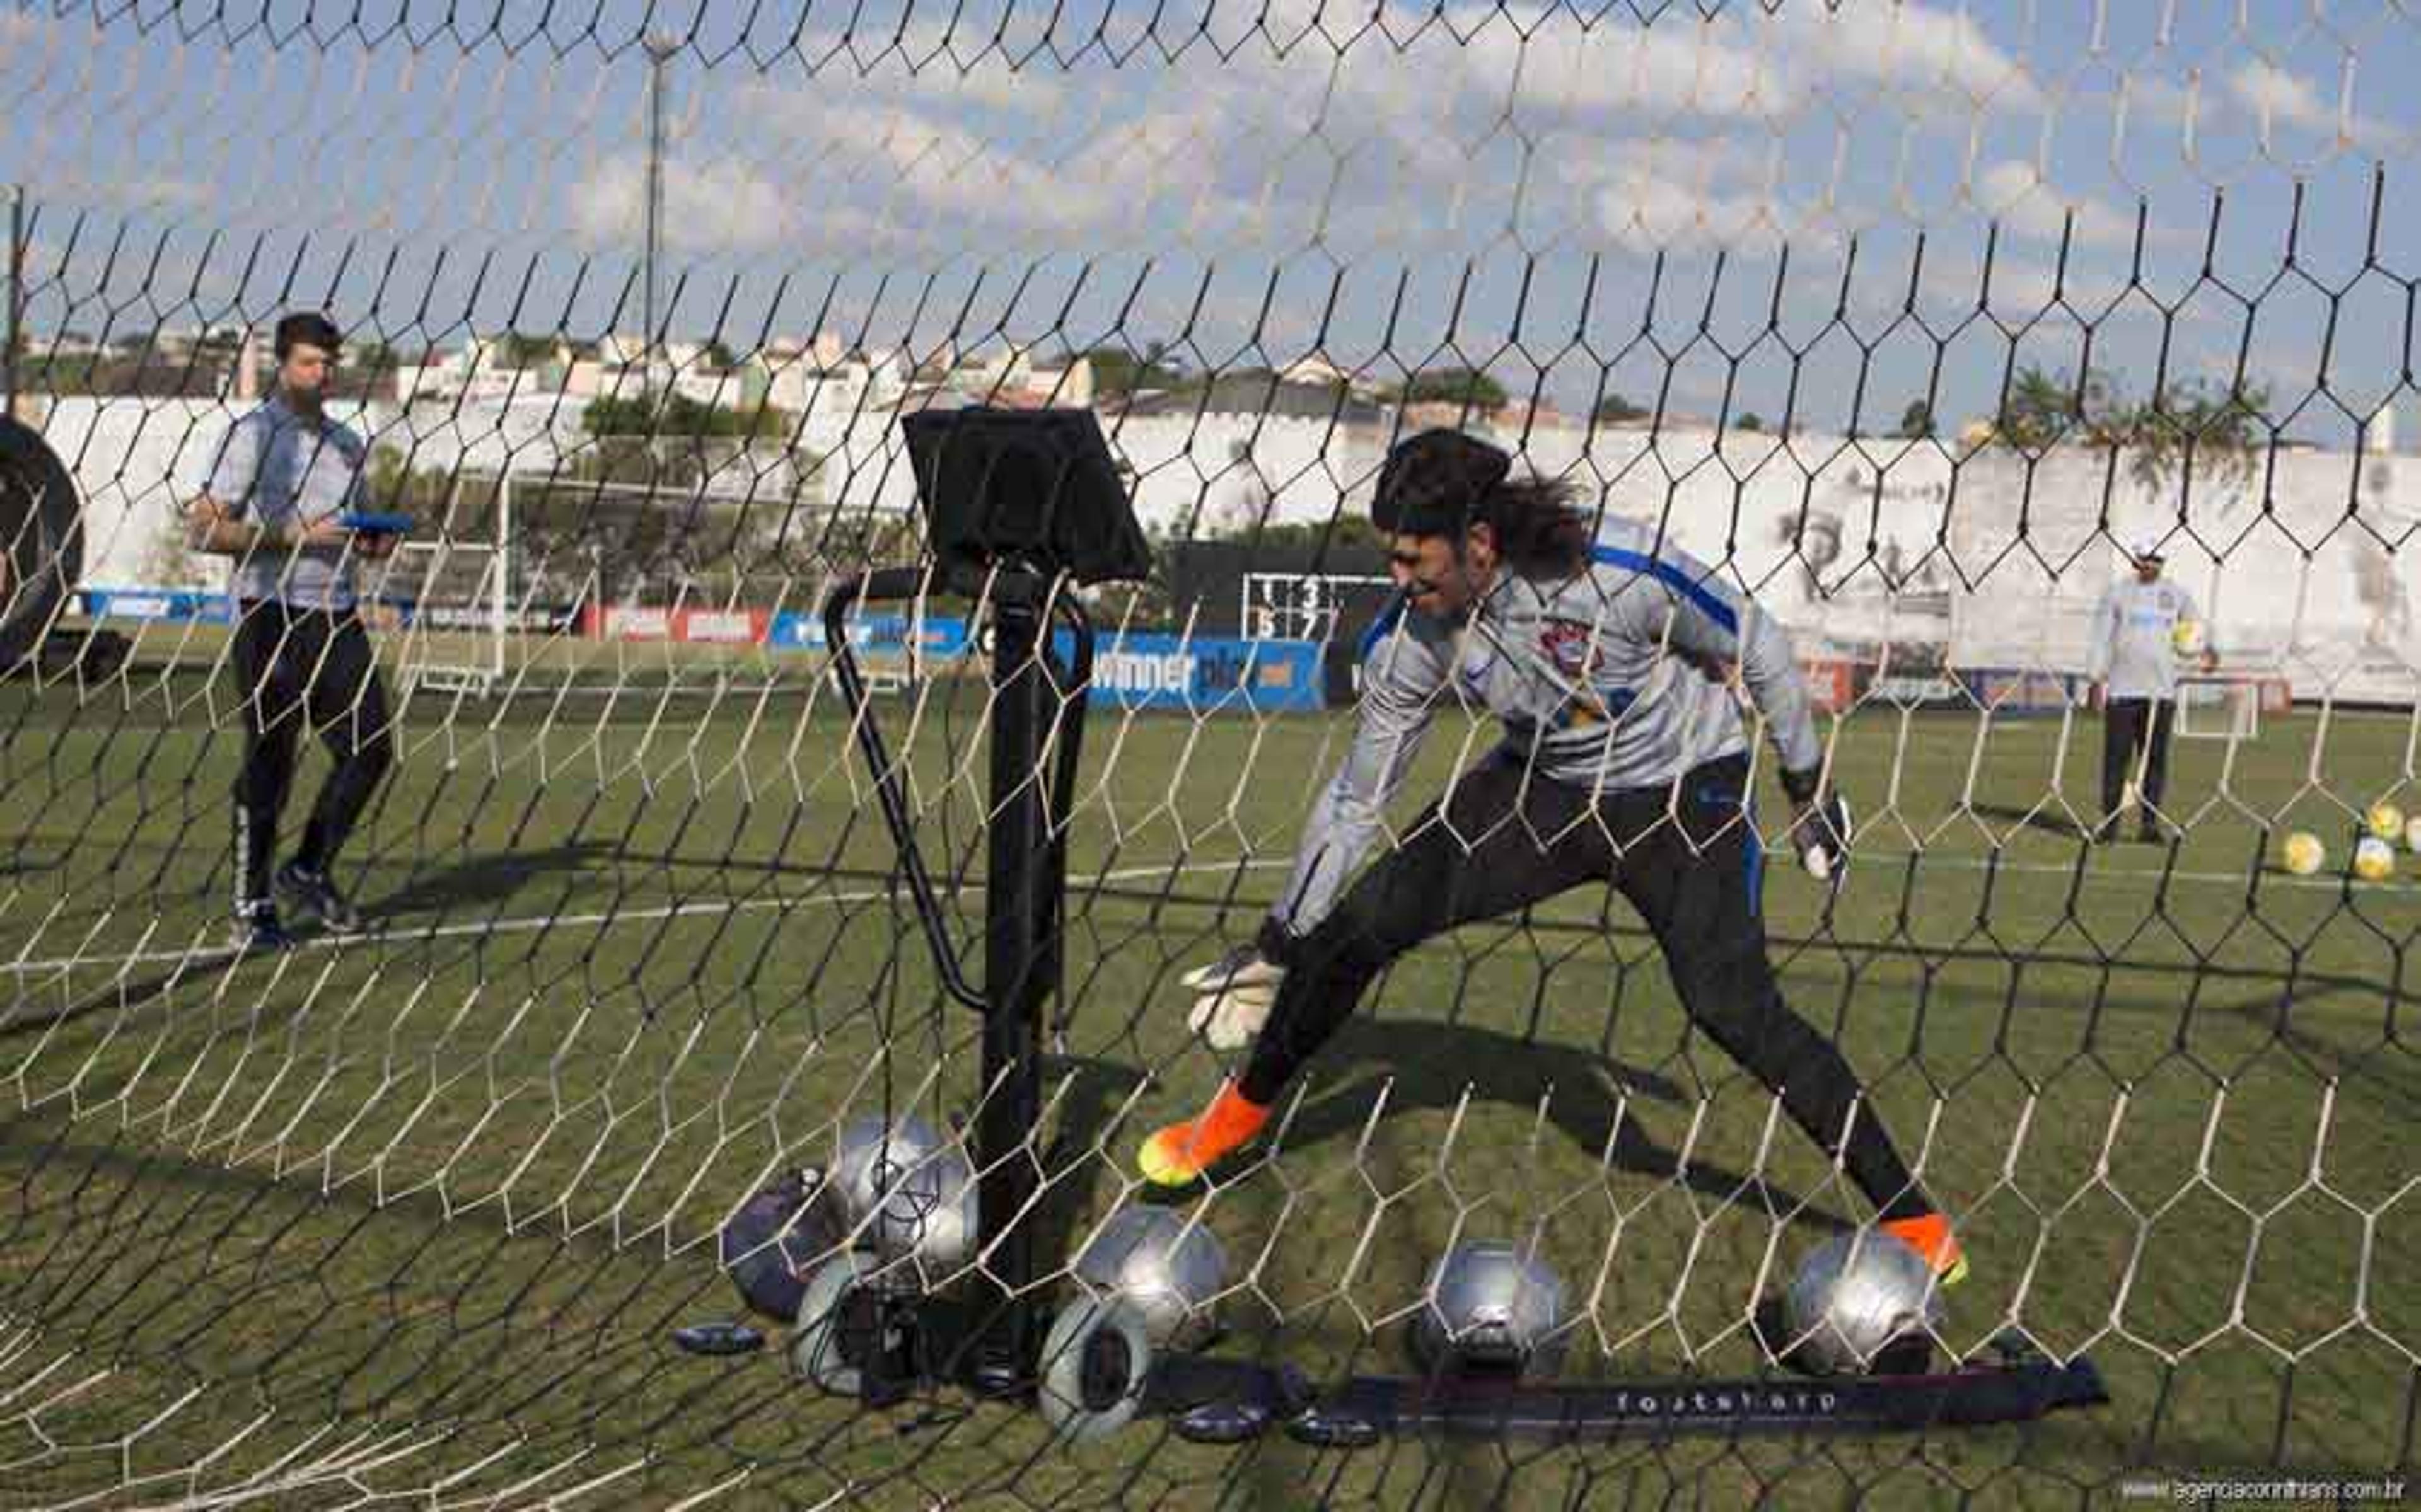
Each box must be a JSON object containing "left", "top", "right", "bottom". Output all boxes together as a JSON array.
[{"left": 39, "top": 391, "right": 2421, "bottom": 704}]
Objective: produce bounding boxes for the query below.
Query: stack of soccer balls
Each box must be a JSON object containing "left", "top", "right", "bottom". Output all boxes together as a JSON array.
[{"left": 2280, "top": 802, "right": 2418, "bottom": 882}]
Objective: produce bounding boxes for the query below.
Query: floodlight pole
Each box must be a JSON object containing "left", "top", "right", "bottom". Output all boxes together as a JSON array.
[{"left": 642, "top": 34, "right": 676, "bottom": 397}]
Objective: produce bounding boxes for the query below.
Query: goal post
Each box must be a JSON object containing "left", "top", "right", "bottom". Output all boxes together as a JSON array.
[
  {"left": 390, "top": 470, "right": 511, "bottom": 696},
  {"left": 2173, "top": 672, "right": 2292, "bottom": 742}
]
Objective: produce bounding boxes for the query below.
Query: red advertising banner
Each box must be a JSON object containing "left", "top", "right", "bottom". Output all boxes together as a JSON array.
[
  {"left": 674, "top": 608, "right": 769, "bottom": 644},
  {"left": 582, "top": 605, "right": 770, "bottom": 644}
]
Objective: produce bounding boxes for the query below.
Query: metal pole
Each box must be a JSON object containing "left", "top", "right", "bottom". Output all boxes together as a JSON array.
[
  {"left": 6, "top": 185, "right": 23, "bottom": 424},
  {"left": 973, "top": 574, "right": 1052, "bottom": 1395},
  {"left": 642, "top": 35, "right": 675, "bottom": 400},
  {"left": 494, "top": 472, "right": 511, "bottom": 689}
]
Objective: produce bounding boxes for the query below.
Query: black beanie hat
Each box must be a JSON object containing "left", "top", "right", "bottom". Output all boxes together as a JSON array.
[{"left": 1371, "top": 429, "right": 1512, "bottom": 537}]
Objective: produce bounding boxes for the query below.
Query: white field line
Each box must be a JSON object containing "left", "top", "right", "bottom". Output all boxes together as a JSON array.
[
  {"left": 6, "top": 845, "right": 2407, "bottom": 984},
  {"left": 0, "top": 859, "right": 1277, "bottom": 981}
]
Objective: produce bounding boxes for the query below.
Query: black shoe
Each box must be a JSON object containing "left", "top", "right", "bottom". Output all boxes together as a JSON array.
[
  {"left": 2139, "top": 824, "right": 2168, "bottom": 845},
  {"left": 276, "top": 862, "right": 361, "bottom": 933},
  {"left": 229, "top": 905, "right": 296, "bottom": 955}
]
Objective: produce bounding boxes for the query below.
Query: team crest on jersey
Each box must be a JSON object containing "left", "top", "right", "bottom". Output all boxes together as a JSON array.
[{"left": 1539, "top": 619, "right": 1602, "bottom": 679}]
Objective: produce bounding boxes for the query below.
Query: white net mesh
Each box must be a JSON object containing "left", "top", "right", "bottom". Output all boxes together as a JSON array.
[{"left": 1, "top": 1, "right": 2418, "bottom": 1505}]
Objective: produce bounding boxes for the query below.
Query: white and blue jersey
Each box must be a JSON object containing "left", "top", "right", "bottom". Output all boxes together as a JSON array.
[
  {"left": 1270, "top": 517, "right": 1824, "bottom": 936},
  {"left": 202, "top": 395, "right": 370, "bottom": 612},
  {"left": 2087, "top": 577, "right": 2201, "bottom": 701}
]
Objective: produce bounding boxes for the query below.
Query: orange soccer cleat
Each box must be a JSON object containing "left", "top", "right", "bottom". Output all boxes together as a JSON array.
[
  {"left": 1881, "top": 1211, "right": 1970, "bottom": 1288},
  {"left": 1137, "top": 1082, "right": 1272, "bottom": 1187}
]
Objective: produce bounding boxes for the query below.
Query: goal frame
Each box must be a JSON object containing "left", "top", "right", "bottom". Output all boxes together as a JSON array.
[
  {"left": 391, "top": 470, "right": 512, "bottom": 697},
  {"left": 2173, "top": 672, "right": 2289, "bottom": 742}
]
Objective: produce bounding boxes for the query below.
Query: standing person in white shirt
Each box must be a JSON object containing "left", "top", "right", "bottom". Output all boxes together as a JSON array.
[{"left": 2086, "top": 538, "right": 2218, "bottom": 844}]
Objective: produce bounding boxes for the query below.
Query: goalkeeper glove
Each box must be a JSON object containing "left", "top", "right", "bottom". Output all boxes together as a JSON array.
[
  {"left": 1183, "top": 930, "right": 1289, "bottom": 1051},
  {"left": 1783, "top": 768, "right": 1853, "bottom": 889}
]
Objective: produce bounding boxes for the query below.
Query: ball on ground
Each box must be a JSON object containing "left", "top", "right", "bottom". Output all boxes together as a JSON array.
[
  {"left": 830, "top": 1113, "right": 978, "bottom": 1271},
  {"left": 2354, "top": 836, "right": 2396, "bottom": 883},
  {"left": 2366, "top": 802, "right": 2406, "bottom": 843},
  {"left": 2281, "top": 831, "right": 2326, "bottom": 877},
  {"left": 1783, "top": 1231, "right": 1947, "bottom": 1377},
  {"left": 2406, "top": 814, "right": 2421, "bottom": 855},
  {"left": 1072, "top": 1208, "right": 1228, "bottom": 1349},
  {"left": 1412, "top": 1241, "right": 1567, "bottom": 1378}
]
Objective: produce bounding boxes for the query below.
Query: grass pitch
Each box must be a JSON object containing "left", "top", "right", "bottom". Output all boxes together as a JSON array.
[{"left": 0, "top": 635, "right": 2415, "bottom": 1508}]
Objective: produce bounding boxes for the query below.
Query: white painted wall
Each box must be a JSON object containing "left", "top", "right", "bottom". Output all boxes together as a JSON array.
[{"left": 39, "top": 392, "right": 2421, "bottom": 703}]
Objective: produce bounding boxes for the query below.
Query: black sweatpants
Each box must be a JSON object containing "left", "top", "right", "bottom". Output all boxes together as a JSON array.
[
  {"left": 2101, "top": 697, "right": 2174, "bottom": 820},
  {"left": 228, "top": 600, "right": 394, "bottom": 911},
  {"left": 1239, "top": 753, "right": 1931, "bottom": 1220}
]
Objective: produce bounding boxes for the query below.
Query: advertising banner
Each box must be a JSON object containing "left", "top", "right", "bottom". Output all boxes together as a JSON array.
[{"left": 1069, "top": 632, "right": 1324, "bottom": 712}]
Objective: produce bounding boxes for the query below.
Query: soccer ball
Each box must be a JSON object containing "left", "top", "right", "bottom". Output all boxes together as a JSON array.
[
  {"left": 1412, "top": 1241, "right": 1567, "bottom": 1378},
  {"left": 2354, "top": 836, "right": 2396, "bottom": 883},
  {"left": 830, "top": 1113, "right": 978, "bottom": 1271},
  {"left": 2366, "top": 802, "right": 2406, "bottom": 843},
  {"left": 718, "top": 1169, "right": 845, "bottom": 1321},
  {"left": 1784, "top": 1231, "right": 1947, "bottom": 1377},
  {"left": 1071, "top": 1208, "right": 1229, "bottom": 1349},
  {"left": 2281, "top": 832, "right": 2326, "bottom": 877},
  {"left": 2171, "top": 620, "right": 2208, "bottom": 657}
]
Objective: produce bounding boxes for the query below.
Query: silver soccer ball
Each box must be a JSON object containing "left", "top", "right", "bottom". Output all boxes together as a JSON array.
[
  {"left": 1071, "top": 1208, "right": 1228, "bottom": 1349},
  {"left": 1411, "top": 1240, "right": 1567, "bottom": 1377},
  {"left": 830, "top": 1113, "right": 978, "bottom": 1272},
  {"left": 1783, "top": 1230, "right": 1948, "bottom": 1376}
]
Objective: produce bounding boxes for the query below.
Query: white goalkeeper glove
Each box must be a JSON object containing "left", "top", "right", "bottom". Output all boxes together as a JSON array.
[
  {"left": 1792, "top": 791, "right": 1854, "bottom": 889},
  {"left": 1182, "top": 938, "right": 1287, "bottom": 1051},
  {"left": 1782, "top": 766, "right": 1852, "bottom": 890}
]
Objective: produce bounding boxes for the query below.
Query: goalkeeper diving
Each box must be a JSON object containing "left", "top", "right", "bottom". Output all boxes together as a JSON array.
[{"left": 1139, "top": 429, "right": 1965, "bottom": 1286}]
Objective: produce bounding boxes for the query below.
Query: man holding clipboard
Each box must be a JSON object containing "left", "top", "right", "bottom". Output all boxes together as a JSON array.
[{"left": 185, "top": 311, "right": 405, "bottom": 950}]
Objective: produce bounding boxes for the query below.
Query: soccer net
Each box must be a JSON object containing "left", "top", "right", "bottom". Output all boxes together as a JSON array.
[{"left": 1, "top": 1, "right": 2417, "bottom": 1505}]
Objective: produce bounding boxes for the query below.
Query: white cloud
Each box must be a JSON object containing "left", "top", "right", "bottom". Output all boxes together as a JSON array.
[
  {"left": 1763, "top": 2, "right": 2045, "bottom": 117},
  {"left": 569, "top": 155, "right": 796, "bottom": 254},
  {"left": 2229, "top": 61, "right": 2340, "bottom": 137},
  {"left": 1578, "top": 137, "right": 1799, "bottom": 253},
  {"left": 846, "top": 21, "right": 1071, "bottom": 116},
  {"left": 1975, "top": 160, "right": 2137, "bottom": 247}
]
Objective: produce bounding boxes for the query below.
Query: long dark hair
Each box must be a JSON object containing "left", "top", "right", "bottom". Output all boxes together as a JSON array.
[{"left": 1475, "top": 475, "right": 1591, "bottom": 578}]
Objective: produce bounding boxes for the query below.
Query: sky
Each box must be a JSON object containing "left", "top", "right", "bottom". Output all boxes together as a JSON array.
[{"left": 3, "top": 0, "right": 2419, "bottom": 437}]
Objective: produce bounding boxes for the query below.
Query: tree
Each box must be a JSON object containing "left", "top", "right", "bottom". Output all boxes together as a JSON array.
[
  {"left": 582, "top": 391, "right": 788, "bottom": 441},
  {"left": 1594, "top": 391, "right": 1651, "bottom": 424},
  {"left": 1989, "top": 363, "right": 2268, "bottom": 492},
  {"left": 494, "top": 331, "right": 560, "bottom": 369},
  {"left": 1084, "top": 342, "right": 1184, "bottom": 398},
  {"left": 1994, "top": 364, "right": 2128, "bottom": 452},
  {"left": 1220, "top": 516, "right": 1391, "bottom": 552},
  {"left": 2122, "top": 377, "right": 2272, "bottom": 495},
  {"left": 1895, "top": 399, "right": 1936, "bottom": 438},
  {"left": 1386, "top": 367, "right": 1509, "bottom": 410},
  {"left": 703, "top": 339, "right": 738, "bottom": 371},
  {"left": 1735, "top": 412, "right": 1765, "bottom": 432}
]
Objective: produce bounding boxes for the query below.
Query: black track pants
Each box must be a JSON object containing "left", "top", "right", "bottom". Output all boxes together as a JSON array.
[
  {"left": 228, "top": 600, "right": 394, "bottom": 910},
  {"left": 1239, "top": 753, "right": 1930, "bottom": 1218}
]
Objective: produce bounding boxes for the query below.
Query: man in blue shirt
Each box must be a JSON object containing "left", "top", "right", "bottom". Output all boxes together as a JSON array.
[{"left": 185, "top": 311, "right": 398, "bottom": 950}]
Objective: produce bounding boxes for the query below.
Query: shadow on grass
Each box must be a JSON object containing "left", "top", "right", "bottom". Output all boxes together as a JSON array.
[
  {"left": 1246, "top": 1017, "right": 1857, "bottom": 1229},
  {"left": 1964, "top": 800, "right": 2094, "bottom": 839},
  {"left": 368, "top": 840, "right": 623, "bottom": 918}
]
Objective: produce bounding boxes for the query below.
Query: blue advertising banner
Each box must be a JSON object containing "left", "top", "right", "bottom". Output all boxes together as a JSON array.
[
  {"left": 80, "top": 588, "right": 234, "bottom": 622},
  {"left": 1060, "top": 632, "right": 1325, "bottom": 712},
  {"left": 766, "top": 611, "right": 971, "bottom": 658}
]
